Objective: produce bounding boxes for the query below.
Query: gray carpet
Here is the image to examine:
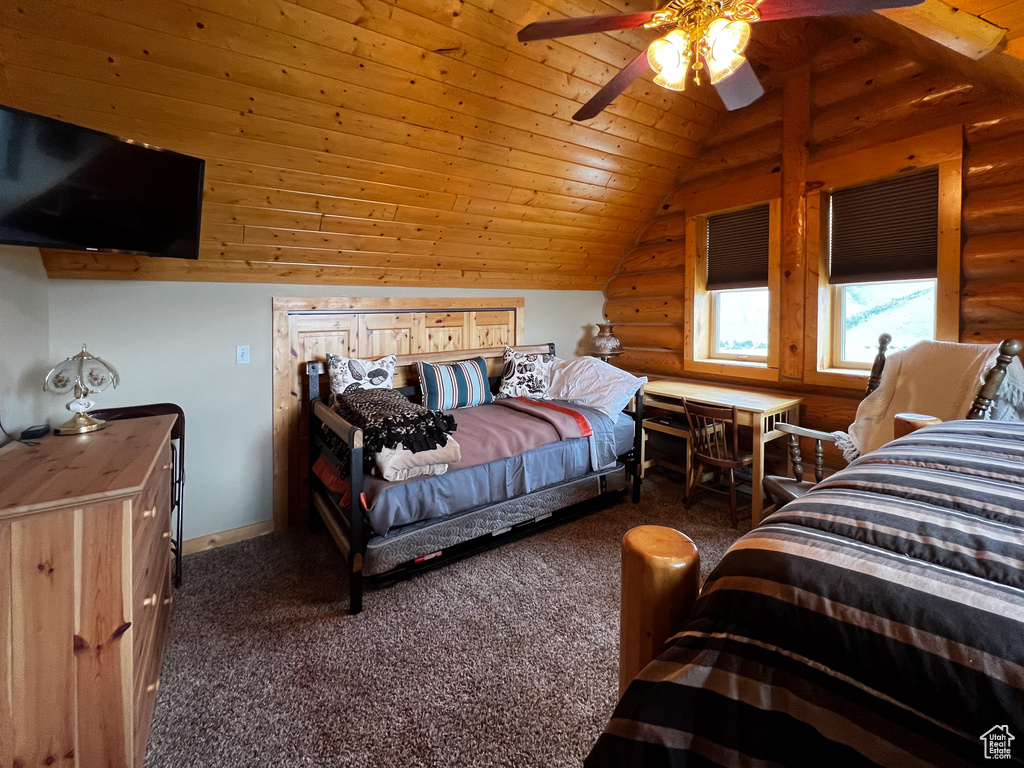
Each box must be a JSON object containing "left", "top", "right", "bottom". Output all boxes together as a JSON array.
[{"left": 145, "top": 471, "right": 749, "bottom": 768}]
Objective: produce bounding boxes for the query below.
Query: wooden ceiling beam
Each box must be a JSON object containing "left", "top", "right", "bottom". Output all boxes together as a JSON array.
[{"left": 876, "top": 0, "right": 1006, "bottom": 59}]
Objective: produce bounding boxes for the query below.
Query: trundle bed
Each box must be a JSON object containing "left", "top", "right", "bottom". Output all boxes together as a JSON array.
[{"left": 306, "top": 344, "right": 644, "bottom": 614}]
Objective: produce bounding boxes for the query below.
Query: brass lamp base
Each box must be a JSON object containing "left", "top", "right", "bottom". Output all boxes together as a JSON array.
[{"left": 53, "top": 412, "right": 108, "bottom": 436}]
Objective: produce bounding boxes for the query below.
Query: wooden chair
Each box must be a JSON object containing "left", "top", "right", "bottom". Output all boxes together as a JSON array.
[
  {"left": 682, "top": 399, "right": 752, "bottom": 528},
  {"left": 90, "top": 403, "right": 186, "bottom": 587},
  {"left": 763, "top": 336, "right": 1023, "bottom": 510}
]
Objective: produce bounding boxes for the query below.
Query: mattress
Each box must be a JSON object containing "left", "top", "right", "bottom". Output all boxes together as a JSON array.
[
  {"left": 358, "top": 401, "right": 634, "bottom": 535},
  {"left": 588, "top": 419, "right": 1024, "bottom": 768}
]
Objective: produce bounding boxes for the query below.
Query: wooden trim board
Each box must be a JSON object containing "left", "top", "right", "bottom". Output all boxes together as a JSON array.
[{"left": 182, "top": 520, "right": 275, "bottom": 555}]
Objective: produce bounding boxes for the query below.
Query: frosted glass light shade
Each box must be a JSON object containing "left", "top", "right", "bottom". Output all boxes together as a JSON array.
[
  {"left": 648, "top": 29, "right": 690, "bottom": 91},
  {"left": 704, "top": 18, "right": 750, "bottom": 84}
]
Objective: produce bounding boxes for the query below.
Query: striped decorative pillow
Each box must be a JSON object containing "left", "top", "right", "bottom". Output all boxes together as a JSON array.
[{"left": 417, "top": 356, "right": 493, "bottom": 410}]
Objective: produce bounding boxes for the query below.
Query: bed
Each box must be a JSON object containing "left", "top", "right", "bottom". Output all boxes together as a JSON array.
[
  {"left": 588, "top": 419, "right": 1024, "bottom": 767},
  {"left": 307, "top": 344, "right": 644, "bottom": 614}
]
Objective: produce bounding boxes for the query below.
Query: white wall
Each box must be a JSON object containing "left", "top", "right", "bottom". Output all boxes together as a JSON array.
[
  {"left": 46, "top": 280, "right": 605, "bottom": 540},
  {"left": 0, "top": 246, "right": 50, "bottom": 444}
]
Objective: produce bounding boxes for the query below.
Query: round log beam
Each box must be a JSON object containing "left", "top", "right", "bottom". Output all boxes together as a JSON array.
[
  {"left": 962, "top": 232, "right": 1024, "bottom": 280},
  {"left": 962, "top": 280, "right": 1024, "bottom": 327},
  {"left": 604, "top": 297, "right": 685, "bottom": 324},
  {"left": 963, "top": 185, "right": 1024, "bottom": 236},
  {"left": 810, "top": 50, "right": 923, "bottom": 109},
  {"left": 964, "top": 135, "right": 1024, "bottom": 190},
  {"left": 614, "top": 324, "right": 686, "bottom": 351},
  {"left": 605, "top": 270, "right": 686, "bottom": 300},
  {"left": 616, "top": 242, "right": 687, "bottom": 274}
]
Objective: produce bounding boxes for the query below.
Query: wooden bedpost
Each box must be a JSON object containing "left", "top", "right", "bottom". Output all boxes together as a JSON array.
[
  {"left": 967, "top": 339, "right": 1023, "bottom": 419},
  {"left": 619, "top": 526, "right": 700, "bottom": 697}
]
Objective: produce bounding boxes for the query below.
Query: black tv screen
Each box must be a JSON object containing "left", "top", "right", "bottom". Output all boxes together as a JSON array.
[{"left": 0, "top": 106, "right": 204, "bottom": 259}]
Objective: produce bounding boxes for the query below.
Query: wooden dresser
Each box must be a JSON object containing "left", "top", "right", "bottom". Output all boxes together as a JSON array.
[{"left": 0, "top": 414, "right": 176, "bottom": 768}]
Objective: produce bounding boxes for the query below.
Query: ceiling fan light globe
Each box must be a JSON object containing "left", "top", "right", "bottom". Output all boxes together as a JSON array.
[
  {"left": 653, "top": 71, "right": 688, "bottom": 91},
  {"left": 647, "top": 29, "right": 689, "bottom": 74},
  {"left": 705, "top": 18, "right": 750, "bottom": 84}
]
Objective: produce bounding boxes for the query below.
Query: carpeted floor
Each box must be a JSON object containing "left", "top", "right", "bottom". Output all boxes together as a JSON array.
[{"left": 145, "top": 471, "right": 750, "bottom": 768}]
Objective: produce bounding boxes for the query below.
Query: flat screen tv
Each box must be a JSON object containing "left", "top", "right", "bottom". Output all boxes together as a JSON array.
[{"left": 0, "top": 105, "right": 204, "bottom": 259}]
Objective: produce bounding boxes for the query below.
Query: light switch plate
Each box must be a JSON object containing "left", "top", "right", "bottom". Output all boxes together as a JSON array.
[{"left": 236, "top": 345, "right": 250, "bottom": 365}]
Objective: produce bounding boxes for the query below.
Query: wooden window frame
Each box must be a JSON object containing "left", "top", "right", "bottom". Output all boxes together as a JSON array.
[
  {"left": 803, "top": 127, "right": 962, "bottom": 390},
  {"left": 685, "top": 194, "right": 782, "bottom": 383}
]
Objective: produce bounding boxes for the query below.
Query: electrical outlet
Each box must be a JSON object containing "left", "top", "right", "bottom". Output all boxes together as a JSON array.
[{"left": 236, "top": 345, "right": 250, "bottom": 365}]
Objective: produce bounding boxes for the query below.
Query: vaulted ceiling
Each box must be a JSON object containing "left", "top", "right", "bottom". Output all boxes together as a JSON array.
[{"left": 0, "top": 0, "right": 1021, "bottom": 289}]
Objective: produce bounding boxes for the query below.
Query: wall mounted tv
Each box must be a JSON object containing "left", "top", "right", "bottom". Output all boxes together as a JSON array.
[{"left": 0, "top": 105, "right": 204, "bottom": 259}]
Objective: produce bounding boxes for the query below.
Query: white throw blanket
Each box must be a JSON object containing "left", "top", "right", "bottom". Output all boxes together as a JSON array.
[
  {"left": 835, "top": 340, "right": 1024, "bottom": 461},
  {"left": 375, "top": 436, "right": 461, "bottom": 482}
]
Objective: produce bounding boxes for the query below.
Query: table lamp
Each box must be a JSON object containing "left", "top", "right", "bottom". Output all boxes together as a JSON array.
[
  {"left": 592, "top": 322, "right": 624, "bottom": 362},
  {"left": 44, "top": 344, "right": 120, "bottom": 435}
]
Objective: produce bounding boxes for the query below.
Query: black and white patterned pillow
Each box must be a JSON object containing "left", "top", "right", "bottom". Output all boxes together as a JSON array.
[
  {"left": 326, "top": 353, "right": 397, "bottom": 396},
  {"left": 496, "top": 347, "right": 560, "bottom": 399}
]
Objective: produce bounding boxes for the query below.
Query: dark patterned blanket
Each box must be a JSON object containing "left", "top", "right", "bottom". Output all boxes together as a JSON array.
[
  {"left": 588, "top": 419, "right": 1024, "bottom": 768},
  {"left": 333, "top": 388, "right": 456, "bottom": 462}
]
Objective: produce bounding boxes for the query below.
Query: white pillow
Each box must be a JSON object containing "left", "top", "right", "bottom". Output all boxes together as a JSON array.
[
  {"left": 496, "top": 346, "right": 562, "bottom": 399},
  {"left": 326, "top": 353, "right": 396, "bottom": 396},
  {"left": 546, "top": 357, "right": 647, "bottom": 418}
]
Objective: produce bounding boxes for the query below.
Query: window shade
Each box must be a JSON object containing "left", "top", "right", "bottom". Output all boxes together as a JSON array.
[
  {"left": 706, "top": 204, "right": 770, "bottom": 291},
  {"left": 828, "top": 168, "right": 939, "bottom": 285}
]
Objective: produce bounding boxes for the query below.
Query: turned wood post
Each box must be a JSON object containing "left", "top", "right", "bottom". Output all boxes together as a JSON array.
[
  {"left": 967, "top": 339, "right": 1023, "bottom": 419},
  {"left": 619, "top": 526, "right": 700, "bottom": 698},
  {"left": 866, "top": 333, "right": 892, "bottom": 396}
]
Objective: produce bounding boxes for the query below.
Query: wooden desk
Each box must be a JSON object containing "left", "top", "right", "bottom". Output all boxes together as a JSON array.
[{"left": 643, "top": 380, "right": 803, "bottom": 527}]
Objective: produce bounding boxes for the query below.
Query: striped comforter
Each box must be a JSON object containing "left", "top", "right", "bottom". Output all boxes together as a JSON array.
[{"left": 588, "top": 420, "right": 1024, "bottom": 767}]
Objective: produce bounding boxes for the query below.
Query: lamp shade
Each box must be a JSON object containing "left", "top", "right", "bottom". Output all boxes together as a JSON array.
[
  {"left": 44, "top": 344, "right": 120, "bottom": 435},
  {"left": 593, "top": 322, "right": 624, "bottom": 359},
  {"left": 648, "top": 30, "right": 690, "bottom": 91},
  {"left": 704, "top": 18, "right": 751, "bottom": 84}
]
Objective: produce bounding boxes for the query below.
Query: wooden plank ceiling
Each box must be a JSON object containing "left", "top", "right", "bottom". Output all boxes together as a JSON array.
[
  {"left": 0, "top": 0, "right": 726, "bottom": 289},
  {"left": 1, "top": 0, "right": 1022, "bottom": 289}
]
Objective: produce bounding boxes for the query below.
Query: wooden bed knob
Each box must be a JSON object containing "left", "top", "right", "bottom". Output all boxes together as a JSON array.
[
  {"left": 619, "top": 526, "right": 700, "bottom": 698},
  {"left": 142, "top": 507, "right": 157, "bottom": 519}
]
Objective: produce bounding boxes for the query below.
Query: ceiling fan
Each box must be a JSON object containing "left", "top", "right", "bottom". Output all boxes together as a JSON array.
[{"left": 517, "top": 0, "right": 925, "bottom": 120}]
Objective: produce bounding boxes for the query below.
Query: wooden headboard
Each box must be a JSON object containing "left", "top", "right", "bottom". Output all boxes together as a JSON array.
[{"left": 272, "top": 297, "right": 526, "bottom": 528}]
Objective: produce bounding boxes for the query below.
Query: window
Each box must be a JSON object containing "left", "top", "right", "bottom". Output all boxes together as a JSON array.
[
  {"left": 826, "top": 168, "right": 940, "bottom": 368},
  {"left": 834, "top": 279, "right": 936, "bottom": 365},
  {"left": 706, "top": 204, "right": 770, "bottom": 361}
]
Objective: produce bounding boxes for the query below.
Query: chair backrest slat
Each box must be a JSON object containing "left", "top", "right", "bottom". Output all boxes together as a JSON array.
[{"left": 682, "top": 398, "right": 742, "bottom": 468}]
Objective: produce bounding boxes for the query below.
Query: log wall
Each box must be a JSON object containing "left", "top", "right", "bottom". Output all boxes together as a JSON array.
[{"left": 605, "top": 31, "right": 1024, "bottom": 457}]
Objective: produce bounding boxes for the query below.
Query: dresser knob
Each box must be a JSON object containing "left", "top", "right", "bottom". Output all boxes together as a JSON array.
[
  {"left": 162, "top": 531, "right": 171, "bottom": 539},
  {"left": 142, "top": 507, "right": 157, "bottom": 519},
  {"left": 163, "top": 597, "right": 173, "bottom": 606},
  {"left": 162, "top": 463, "right": 172, "bottom": 471},
  {"left": 143, "top": 593, "right": 157, "bottom": 607},
  {"left": 146, "top": 680, "right": 160, "bottom": 693}
]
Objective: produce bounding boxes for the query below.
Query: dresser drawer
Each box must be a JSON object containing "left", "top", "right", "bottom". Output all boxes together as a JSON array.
[
  {"left": 133, "top": 569, "right": 173, "bottom": 767},
  {"left": 132, "top": 530, "right": 172, "bottom": 671},
  {"left": 131, "top": 441, "right": 173, "bottom": 566}
]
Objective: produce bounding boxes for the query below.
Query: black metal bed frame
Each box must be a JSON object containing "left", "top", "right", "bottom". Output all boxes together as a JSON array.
[{"left": 305, "top": 345, "right": 644, "bottom": 615}]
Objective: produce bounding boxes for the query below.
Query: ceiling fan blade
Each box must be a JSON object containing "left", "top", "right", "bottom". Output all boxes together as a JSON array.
[
  {"left": 518, "top": 11, "right": 658, "bottom": 43},
  {"left": 713, "top": 61, "right": 765, "bottom": 111},
  {"left": 573, "top": 50, "right": 650, "bottom": 121},
  {"left": 758, "top": 0, "right": 924, "bottom": 21}
]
